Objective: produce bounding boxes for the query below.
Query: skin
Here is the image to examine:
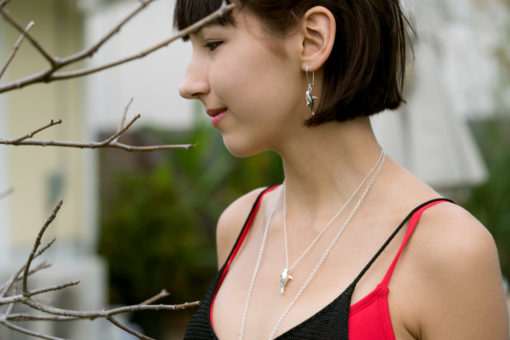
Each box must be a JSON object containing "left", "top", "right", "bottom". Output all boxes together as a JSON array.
[{"left": 179, "top": 6, "right": 509, "bottom": 340}]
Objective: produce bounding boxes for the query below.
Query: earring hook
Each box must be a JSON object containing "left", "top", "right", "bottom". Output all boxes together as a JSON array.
[{"left": 306, "top": 65, "right": 314, "bottom": 87}]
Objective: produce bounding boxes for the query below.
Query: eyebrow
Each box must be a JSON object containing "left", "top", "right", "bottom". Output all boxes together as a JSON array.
[{"left": 182, "top": 20, "right": 232, "bottom": 42}]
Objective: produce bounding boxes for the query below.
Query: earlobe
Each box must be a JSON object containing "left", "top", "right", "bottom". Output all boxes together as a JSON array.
[{"left": 300, "top": 6, "right": 336, "bottom": 71}]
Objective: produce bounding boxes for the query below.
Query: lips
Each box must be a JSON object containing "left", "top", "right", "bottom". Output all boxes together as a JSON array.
[
  {"left": 206, "top": 108, "right": 227, "bottom": 127},
  {"left": 206, "top": 108, "right": 227, "bottom": 117}
]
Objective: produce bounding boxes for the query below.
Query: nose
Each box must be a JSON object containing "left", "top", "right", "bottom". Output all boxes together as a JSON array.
[{"left": 179, "top": 54, "right": 210, "bottom": 99}]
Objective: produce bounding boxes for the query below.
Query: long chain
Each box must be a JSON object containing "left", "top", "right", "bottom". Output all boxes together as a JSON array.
[
  {"left": 239, "top": 186, "right": 283, "bottom": 340},
  {"left": 282, "top": 151, "right": 384, "bottom": 275},
  {"left": 269, "top": 153, "right": 385, "bottom": 339},
  {"left": 238, "top": 152, "right": 385, "bottom": 340}
]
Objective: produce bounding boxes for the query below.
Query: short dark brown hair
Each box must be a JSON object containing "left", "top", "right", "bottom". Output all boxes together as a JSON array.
[{"left": 174, "top": 0, "right": 410, "bottom": 125}]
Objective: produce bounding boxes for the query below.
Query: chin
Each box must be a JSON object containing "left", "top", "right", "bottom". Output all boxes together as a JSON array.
[{"left": 222, "top": 135, "right": 262, "bottom": 158}]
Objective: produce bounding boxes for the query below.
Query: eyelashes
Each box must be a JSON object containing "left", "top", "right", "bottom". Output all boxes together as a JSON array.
[{"left": 204, "top": 40, "right": 223, "bottom": 51}]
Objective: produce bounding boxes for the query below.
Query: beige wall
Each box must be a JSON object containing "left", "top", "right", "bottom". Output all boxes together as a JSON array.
[{"left": 1, "top": 0, "right": 88, "bottom": 251}]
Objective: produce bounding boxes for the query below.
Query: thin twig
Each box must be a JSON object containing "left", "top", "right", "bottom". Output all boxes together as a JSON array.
[
  {"left": 0, "top": 2, "right": 236, "bottom": 93},
  {"left": 0, "top": 20, "right": 33, "bottom": 80},
  {"left": 0, "top": 138, "right": 194, "bottom": 151},
  {"left": 0, "top": 9, "right": 57, "bottom": 66},
  {"left": 0, "top": 238, "right": 55, "bottom": 298},
  {"left": 22, "top": 298, "right": 201, "bottom": 319},
  {"left": 22, "top": 201, "right": 63, "bottom": 294},
  {"left": 102, "top": 114, "right": 140, "bottom": 145},
  {"left": 5, "top": 314, "right": 79, "bottom": 322},
  {"left": 107, "top": 316, "right": 155, "bottom": 340},
  {"left": 1, "top": 281, "right": 79, "bottom": 306},
  {"left": 4, "top": 285, "right": 17, "bottom": 317},
  {"left": 11, "top": 119, "right": 62, "bottom": 144},
  {"left": 50, "top": 2, "right": 236, "bottom": 81},
  {"left": 0, "top": 319, "right": 64, "bottom": 340},
  {"left": 27, "top": 280, "right": 80, "bottom": 298},
  {"left": 0, "top": 261, "right": 51, "bottom": 297},
  {"left": 140, "top": 289, "right": 170, "bottom": 305},
  {"left": 58, "top": 0, "right": 155, "bottom": 63},
  {"left": 0, "top": 0, "right": 155, "bottom": 89},
  {"left": 114, "top": 97, "right": 134, "bottom": 143},
  {"left": 0, "top": 116, "right": 194, "bottom": 151}
]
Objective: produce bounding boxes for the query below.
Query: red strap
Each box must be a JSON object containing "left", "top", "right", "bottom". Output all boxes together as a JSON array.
[
  {"left": 380, "top": 200, "right": 446, "bottom": 287},
  {"left": 210, "top": 186, "right": 279, "bottom": 328}
]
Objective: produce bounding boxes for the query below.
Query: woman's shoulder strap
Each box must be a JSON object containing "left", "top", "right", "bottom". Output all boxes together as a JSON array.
[
  {"left": 380, "top": 198, "right": 454, "bottom": 287},
  {"left": 219, "top": 185, "right": 280, "bottom": 271}
]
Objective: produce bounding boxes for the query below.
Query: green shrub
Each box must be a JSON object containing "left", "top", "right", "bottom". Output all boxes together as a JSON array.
[
  {"left": 97, "top": 120, "right": 283, "bottom": 336},
  {"left": 466, "top": 117, "right": 510, "bottom": 279}
]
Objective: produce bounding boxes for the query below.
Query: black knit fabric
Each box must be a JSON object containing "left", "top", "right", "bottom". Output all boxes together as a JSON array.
[{"left": 184, "top": 188, "right": 451, "bottom": 340}]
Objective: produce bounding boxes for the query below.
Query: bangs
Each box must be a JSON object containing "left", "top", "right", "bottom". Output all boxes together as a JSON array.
[{"left": 173, "top": 0, "right": 235, "bottom": 37}]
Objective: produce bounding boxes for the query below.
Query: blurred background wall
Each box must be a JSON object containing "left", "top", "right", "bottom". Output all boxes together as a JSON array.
[{"left": 0, "top": 0, "right": 509, "bottom": 339}]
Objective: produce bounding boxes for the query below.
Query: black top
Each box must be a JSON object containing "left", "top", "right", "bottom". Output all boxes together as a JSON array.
[{"left": 184, "top": 187, "right": 450, "bottom": 339}]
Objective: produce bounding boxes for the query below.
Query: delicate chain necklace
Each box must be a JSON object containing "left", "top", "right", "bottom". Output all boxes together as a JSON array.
[
  {"left": 269, "top": 153, "right": 385, "bottom": 339},
  {"left": 238, "top": 152, "right": 385, "bottom": 340},
  {"left": 239, "top": 186, "right": 283, "bottom": 340},
  {"left": 280, "top": 150, "right": 384, "bottom": 294}
]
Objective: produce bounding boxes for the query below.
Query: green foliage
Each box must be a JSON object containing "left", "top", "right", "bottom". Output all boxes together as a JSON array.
[
  {"left": 98, "top": 120, "right": 283, "bottom": 307},
  {"left": 465, "top": 117, "right": 510, "bottom": 278}
]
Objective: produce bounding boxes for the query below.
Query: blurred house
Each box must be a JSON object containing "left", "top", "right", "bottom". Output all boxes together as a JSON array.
[
  {"left": 0, "top": 0, "right": 107, "bottom": 339},
  {"left": 372, "top": 0, "right": 504, "bottom": 194},
  {"left": 0, "top": 0, "right": 194, "bottom": 338}
]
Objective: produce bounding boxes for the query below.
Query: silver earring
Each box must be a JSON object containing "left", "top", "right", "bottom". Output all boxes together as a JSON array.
[{"left": 305, "top": 66, "right": 318, "bottom": 116}]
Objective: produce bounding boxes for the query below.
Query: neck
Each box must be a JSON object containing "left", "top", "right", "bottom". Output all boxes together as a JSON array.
[{"left": 276, "top": 117, "right": 382, "bottom": 219}]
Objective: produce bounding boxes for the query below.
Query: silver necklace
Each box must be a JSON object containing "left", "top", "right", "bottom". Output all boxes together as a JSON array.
[
  {"left": 280, "top": 151, "right": 384, "bottom": 294},
  {"left": 238, "top": 152, "right": 385, "bottom": 340},
  {"left": 269, "top": 153, "right": 385, "bottom": 339},
  {"left": 239, "top": 186, "right": 283, "bottom": 340}
]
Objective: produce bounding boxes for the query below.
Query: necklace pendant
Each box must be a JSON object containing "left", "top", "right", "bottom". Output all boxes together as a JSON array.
[{"left": 280, "top": 268, "right": 293, "bottom": 295}]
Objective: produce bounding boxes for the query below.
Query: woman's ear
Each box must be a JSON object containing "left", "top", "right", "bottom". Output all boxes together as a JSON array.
[{"left": 300, "top": 6, "right": 336, "bottom": 71}]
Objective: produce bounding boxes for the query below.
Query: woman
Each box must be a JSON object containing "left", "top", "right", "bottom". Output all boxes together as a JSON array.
[{"left": 174, "top": 1, "right": 508, "bottom": 339}]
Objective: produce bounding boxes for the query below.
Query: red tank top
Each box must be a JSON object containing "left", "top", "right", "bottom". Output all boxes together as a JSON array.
[{"left": 349, "top": 198, "right": 445, "bottom": 339}]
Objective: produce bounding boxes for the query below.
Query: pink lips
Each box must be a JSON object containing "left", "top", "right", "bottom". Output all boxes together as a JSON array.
[{"left": 206, "top": 108, "right": 227, "bottom": 127}]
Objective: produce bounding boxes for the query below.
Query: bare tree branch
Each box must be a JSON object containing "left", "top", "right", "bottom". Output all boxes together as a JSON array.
[
  {"left": 0, "top": 201, "right": 201, "bottom": 339},
  {"left": 107, "top": 316, "right": 155, "bottom": 340},
  {"left": 0, "top": 0, "right": 228, "bottom": 337},
  {"left": 0, "top": 1, "right": 236, "bottom": 93},
  {"left": 140, "top": 289, "right": 170, "bottom": 305},
  {"left": 22, "top": 200, "right": 62, "bottom": 294},
  {"left": 0, "top": 261, "right": 51, "bottom": 298},
  {"left": 10, "top": 119, "right": 62, "bottom": 144},
  {"left": 4, "top": 314, "right": 78, "bottom": 322},
  {"left": 0, "top": 319, "right": 64, "bottom": 340},
  {"left": 0, "top": 8, "right": 56, "bottom": 66},
  {"left": 26, "top": 281, "right": 80, "bottom": 299},
  {"left": 62, "top": 0, "right": 154, "bottom": 63},
  {"left": 0, "top": 115, "right": 194, "bottom": 151},
  {"left": 0, "top": 237, "right": 56, "bottom": 299},
  {"left": 114, "top": 97, "right": 134, "bottom": 143},
  {"left": 0, "top": 240, "right": 54, "bottom": 297},
  {"left": 0, "top": 20, "right": 33, "bottom": 80}
]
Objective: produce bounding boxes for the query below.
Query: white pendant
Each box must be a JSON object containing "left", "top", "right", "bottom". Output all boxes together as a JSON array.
[{"left": 280, "top": 268, "right": 293, "bottom": 295}]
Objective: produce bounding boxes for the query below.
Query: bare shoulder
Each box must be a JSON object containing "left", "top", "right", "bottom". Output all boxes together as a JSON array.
[
  {"left": 405, "top": 201, "right": 508, "bottom": 339},
  {"left": 216, "top": 187, "right": 268, "bottom": 269}
]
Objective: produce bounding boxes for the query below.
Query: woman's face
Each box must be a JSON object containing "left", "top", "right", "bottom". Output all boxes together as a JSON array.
[{"left": 179, "top": 10, "right": 307, "bottom": 157}]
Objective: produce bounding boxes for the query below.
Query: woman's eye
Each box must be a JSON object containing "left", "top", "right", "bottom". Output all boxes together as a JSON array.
[{"left": 204, "top": 40, "right": 222, "bottom": 51}]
